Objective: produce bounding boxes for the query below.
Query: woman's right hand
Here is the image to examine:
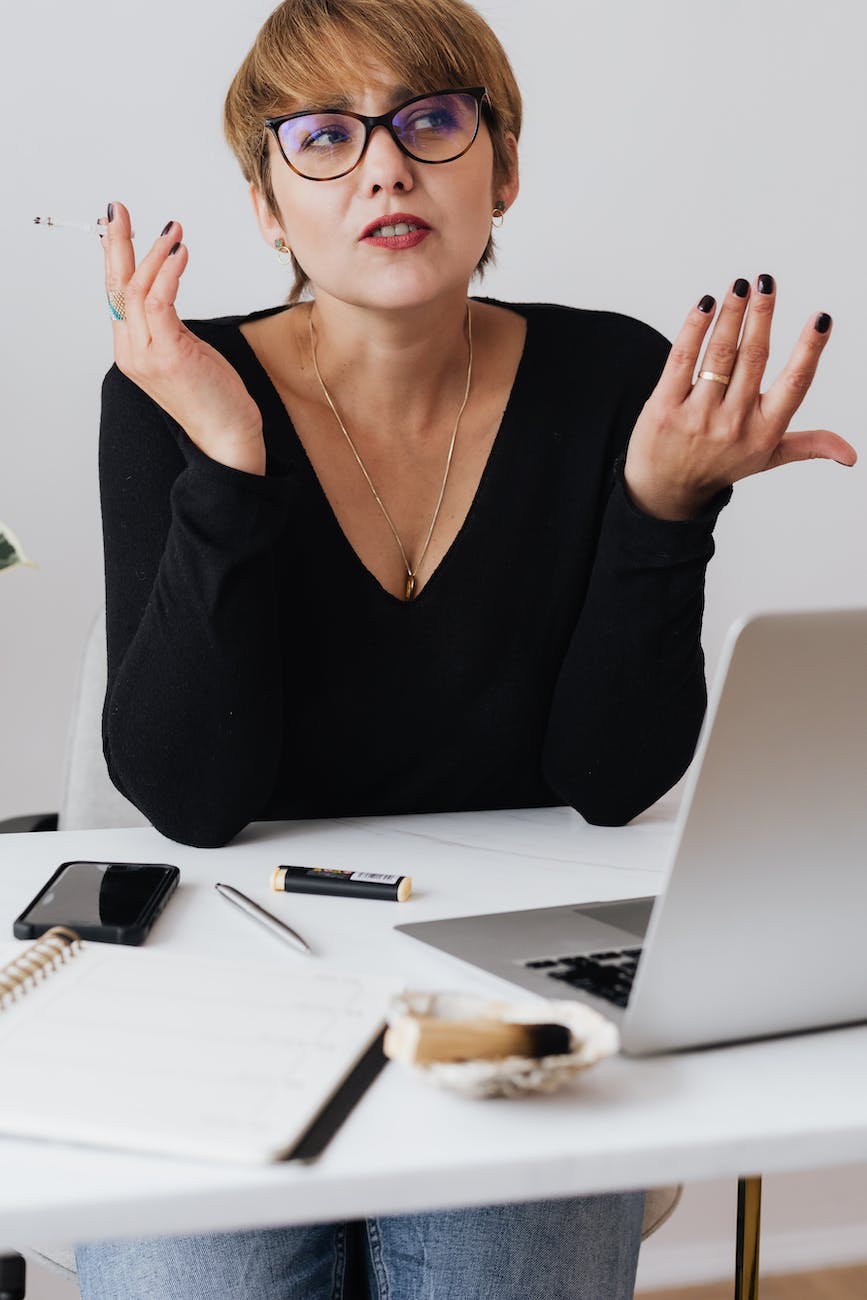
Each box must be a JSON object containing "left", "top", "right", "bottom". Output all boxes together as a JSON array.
[{"left": 102, "top": 202, "right": 266, "bottom": 475}]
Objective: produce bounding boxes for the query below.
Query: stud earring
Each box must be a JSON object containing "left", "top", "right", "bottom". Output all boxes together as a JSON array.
[
  {"left": 274, "top": 237, "right": 293, "bottom": 266},
  {"left": 491, "top": 201, "right": 506, "bottom": 228}
]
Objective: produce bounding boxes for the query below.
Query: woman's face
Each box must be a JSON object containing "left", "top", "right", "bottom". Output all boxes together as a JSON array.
[{"left": 253, "top": 62, "right": 517, "bottom": 312}]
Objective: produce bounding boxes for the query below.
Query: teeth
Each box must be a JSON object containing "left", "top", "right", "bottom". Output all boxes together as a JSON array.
[{"left": 372, "top": 222, "right": 418, "bottom": 237}]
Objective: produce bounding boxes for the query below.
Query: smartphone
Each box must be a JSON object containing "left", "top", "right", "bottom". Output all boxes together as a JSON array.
[{"left": 13, "top": 860, "right": 180, "bottom": 945}]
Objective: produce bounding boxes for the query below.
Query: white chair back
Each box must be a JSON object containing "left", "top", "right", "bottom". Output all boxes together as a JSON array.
[{"left": 57, "top": 610, "right": 148, "bottom": 831}]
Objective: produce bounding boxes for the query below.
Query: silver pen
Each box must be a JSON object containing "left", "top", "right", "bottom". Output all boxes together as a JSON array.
[{"left": 214, "top": 882, "right": 312, "bottom": 955}]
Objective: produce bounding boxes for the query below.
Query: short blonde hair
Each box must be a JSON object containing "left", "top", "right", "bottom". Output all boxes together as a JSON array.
[{"left": 224, "top": 0, "right": 522, "bottom": 301}]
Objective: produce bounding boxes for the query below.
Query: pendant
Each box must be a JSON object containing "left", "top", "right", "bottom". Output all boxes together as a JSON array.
[{"left": 404, "top": 573, "right": 416, "bottom": 602}]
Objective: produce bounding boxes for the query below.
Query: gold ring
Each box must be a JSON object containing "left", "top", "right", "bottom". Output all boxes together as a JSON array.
[
  {"left": 697, "top": 370, "right": 730, "bottom": 386},
  {"left": 107, "top": 289, "right": 126, "bottom": 322}
]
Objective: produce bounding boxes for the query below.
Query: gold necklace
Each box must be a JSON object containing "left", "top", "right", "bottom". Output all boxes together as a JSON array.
[{"left": 308, "top": 302, "right": 473, "bottom": 602}]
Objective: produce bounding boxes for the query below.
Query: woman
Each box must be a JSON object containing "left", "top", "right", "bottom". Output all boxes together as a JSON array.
[{"left": 81, "top": 0, "right": 854, "bottom": 1295}]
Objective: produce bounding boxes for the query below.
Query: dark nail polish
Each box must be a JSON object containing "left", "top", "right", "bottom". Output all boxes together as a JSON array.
[
  {"left": 698, "top": 294, "right": 715, "bottom": 313},
  {"left": 161, "top": 221, "right": 174, "bottom": 237},
  {"left": 733, "top": 278, "right": 750, "bottom": 298},
  {"left": 169, "top": 241, "right": 181, "bottom": 256},
  {"left": 758, "top": 273, "right": 775, "bottom": 295},
  {"left": 815, "top": 312, "right": 832, "bottom": 334},
  {"left": 107, "top": 202, "right": 115, "bottom": 222}
]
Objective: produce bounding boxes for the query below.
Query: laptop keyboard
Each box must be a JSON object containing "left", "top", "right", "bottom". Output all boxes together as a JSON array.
[{"left": 523, "top": 947, "right": 643, "bottom": 1009}]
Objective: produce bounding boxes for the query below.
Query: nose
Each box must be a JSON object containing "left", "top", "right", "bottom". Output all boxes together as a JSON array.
[{"left": 358, "top": 122, "right": 415, "bottom": 194}]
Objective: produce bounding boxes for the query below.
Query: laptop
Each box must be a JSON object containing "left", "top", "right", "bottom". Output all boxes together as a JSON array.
[{"left": 396, "top": 608, "right": 867, "bottom": 1055}]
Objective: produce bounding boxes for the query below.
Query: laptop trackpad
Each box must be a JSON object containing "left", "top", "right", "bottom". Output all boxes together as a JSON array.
[
  {"left": 395, "top": 897, "right": 656, "bottom": 976},
  {"left": 513, "top": 897, "right": 655, "bottom": 965},
  {"left": 575, "top": 898, "right": 655, "bottom": 940}
]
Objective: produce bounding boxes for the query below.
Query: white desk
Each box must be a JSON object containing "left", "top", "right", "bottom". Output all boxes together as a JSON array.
[{"left": 2, "top": 803, "right": 866, "bottom": 1253}]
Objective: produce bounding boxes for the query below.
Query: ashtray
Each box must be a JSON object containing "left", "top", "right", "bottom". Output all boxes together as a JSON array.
[{"left": 384, "top": 990, "right": 619, "bottom": 1098}]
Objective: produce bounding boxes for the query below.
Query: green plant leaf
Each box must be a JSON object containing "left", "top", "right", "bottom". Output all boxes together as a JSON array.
[{"left": 0, "top": 522, "right": 35, "bottom": 572}]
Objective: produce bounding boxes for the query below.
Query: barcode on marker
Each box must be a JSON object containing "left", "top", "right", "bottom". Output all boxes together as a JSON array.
[{"left": 350, "top": 872, "right": 402, "bottom": 885}]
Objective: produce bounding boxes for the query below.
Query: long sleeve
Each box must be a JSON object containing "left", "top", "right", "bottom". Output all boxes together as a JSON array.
[
  {"left": 100, "top": 364, "right": 292, "bottom": 846},
  {"left": 541, "top": 324, "right": 732, "bottom": 825},
  {"left": 542, "top": 462, "right": 730, "bottom": 824}
]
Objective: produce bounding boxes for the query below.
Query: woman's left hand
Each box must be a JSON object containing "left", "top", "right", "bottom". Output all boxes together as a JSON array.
[{"left": 624, "top": 275, "right": 857, "bottom": 520}]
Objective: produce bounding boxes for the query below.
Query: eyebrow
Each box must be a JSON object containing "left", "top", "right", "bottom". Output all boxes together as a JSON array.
[{"left": 308, "top": 84, "right": 419, "bottom": 114}]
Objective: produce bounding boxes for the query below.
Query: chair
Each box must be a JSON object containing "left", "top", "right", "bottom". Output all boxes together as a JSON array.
[
  {"left": 0, "top": 611, "right": 681, "bottom": 1296},
  {"left": 13, "top": 609, "right": 148, "bottom": 836}
]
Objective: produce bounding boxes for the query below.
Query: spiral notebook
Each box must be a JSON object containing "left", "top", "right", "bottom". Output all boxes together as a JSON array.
[{"left": 0, "top": 927, "right": 397, "bottom": 1164}]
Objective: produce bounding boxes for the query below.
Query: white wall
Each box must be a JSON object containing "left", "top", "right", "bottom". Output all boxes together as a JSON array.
[
  {"left": 2, "top": 0, "right": 865, "bottom": 815},
  {"left": 2, "top": 0, "right": 865, "bottom": 1284}
]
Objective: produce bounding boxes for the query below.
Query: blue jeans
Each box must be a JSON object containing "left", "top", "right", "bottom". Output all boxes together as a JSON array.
[{"left": 75, "top": 1191, "right": 645, "bottom": 1299}]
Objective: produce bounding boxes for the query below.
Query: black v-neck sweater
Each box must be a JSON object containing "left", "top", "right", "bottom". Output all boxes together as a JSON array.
[{"left": 99, "top": 298, "right": 730, "bottom": 847}]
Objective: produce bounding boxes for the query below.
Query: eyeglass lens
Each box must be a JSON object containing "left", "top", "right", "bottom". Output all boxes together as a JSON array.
[{"left": 277, "top": 92, "right": 480, "bottom": 179}]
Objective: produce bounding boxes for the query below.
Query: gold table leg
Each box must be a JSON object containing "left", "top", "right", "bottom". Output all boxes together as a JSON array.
[{"left": 734, "top": 1175, "right": 762, "bottom": 1299}]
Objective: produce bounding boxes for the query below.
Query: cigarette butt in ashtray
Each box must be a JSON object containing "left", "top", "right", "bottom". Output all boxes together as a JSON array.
[{"left": 383, "top": 1014, "right": 573, "bottom": 1065}]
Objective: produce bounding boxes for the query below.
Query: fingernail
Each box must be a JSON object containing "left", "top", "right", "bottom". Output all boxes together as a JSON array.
[
  {"left": 698, "top": 294, "right": 715, "bottom": 313},
  {"left": 161, "top": 220, "right": 175, "bottom": 237},
  {"left": 733, "top": 278, "right": 750, "bottom": 298},
  {"left": 814, "top": 312, "right": 832, "bottom": 334},
  {"left": 169, "top": 241, "right": 181, "bottom": 256},
  {"left": 107, "top": 202, "right": 115, "bottom": 222},
  {"left": 758, "top": 273, "right": 775, "bottom": 295}
]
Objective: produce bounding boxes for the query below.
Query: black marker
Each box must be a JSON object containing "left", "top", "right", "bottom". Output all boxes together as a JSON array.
[{"left": 270, "top": 865, "right": 412, "bottom": 902}]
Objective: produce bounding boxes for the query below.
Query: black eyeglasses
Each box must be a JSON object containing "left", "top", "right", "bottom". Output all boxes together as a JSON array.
[{"left": 265, "top": 87, "right": 488, "bottom": 182}]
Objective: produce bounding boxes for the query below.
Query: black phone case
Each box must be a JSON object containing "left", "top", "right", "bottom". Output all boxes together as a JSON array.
[{"left": 12, "top": 860, "right": 180, "bottom": 945}]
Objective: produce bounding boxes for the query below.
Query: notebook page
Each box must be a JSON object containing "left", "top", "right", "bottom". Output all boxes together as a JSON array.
[{"left": 0, "top": 942, "right": 398, "bottom": 1163}]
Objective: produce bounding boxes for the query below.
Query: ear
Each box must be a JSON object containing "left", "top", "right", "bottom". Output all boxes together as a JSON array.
[
  {"left": 496, "top": 132, "right": 520, "bottom": 215},
  {"left": 249, "top": 183, "right": 286, "bottom": 250}
]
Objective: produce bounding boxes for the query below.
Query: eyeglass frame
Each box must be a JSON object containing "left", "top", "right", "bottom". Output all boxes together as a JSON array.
[{"left": 264, "top": 86, "right": 490, "bottom": 182}]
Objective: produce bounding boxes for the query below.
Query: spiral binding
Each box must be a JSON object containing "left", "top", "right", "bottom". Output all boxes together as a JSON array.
[{"left": 0, "top": 926, "right": 81, "bottom": 1008}]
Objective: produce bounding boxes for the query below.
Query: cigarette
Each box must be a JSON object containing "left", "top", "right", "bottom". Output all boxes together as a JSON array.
[{"left": 32, "top": 216, "right": 136, "bottom": 237}]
